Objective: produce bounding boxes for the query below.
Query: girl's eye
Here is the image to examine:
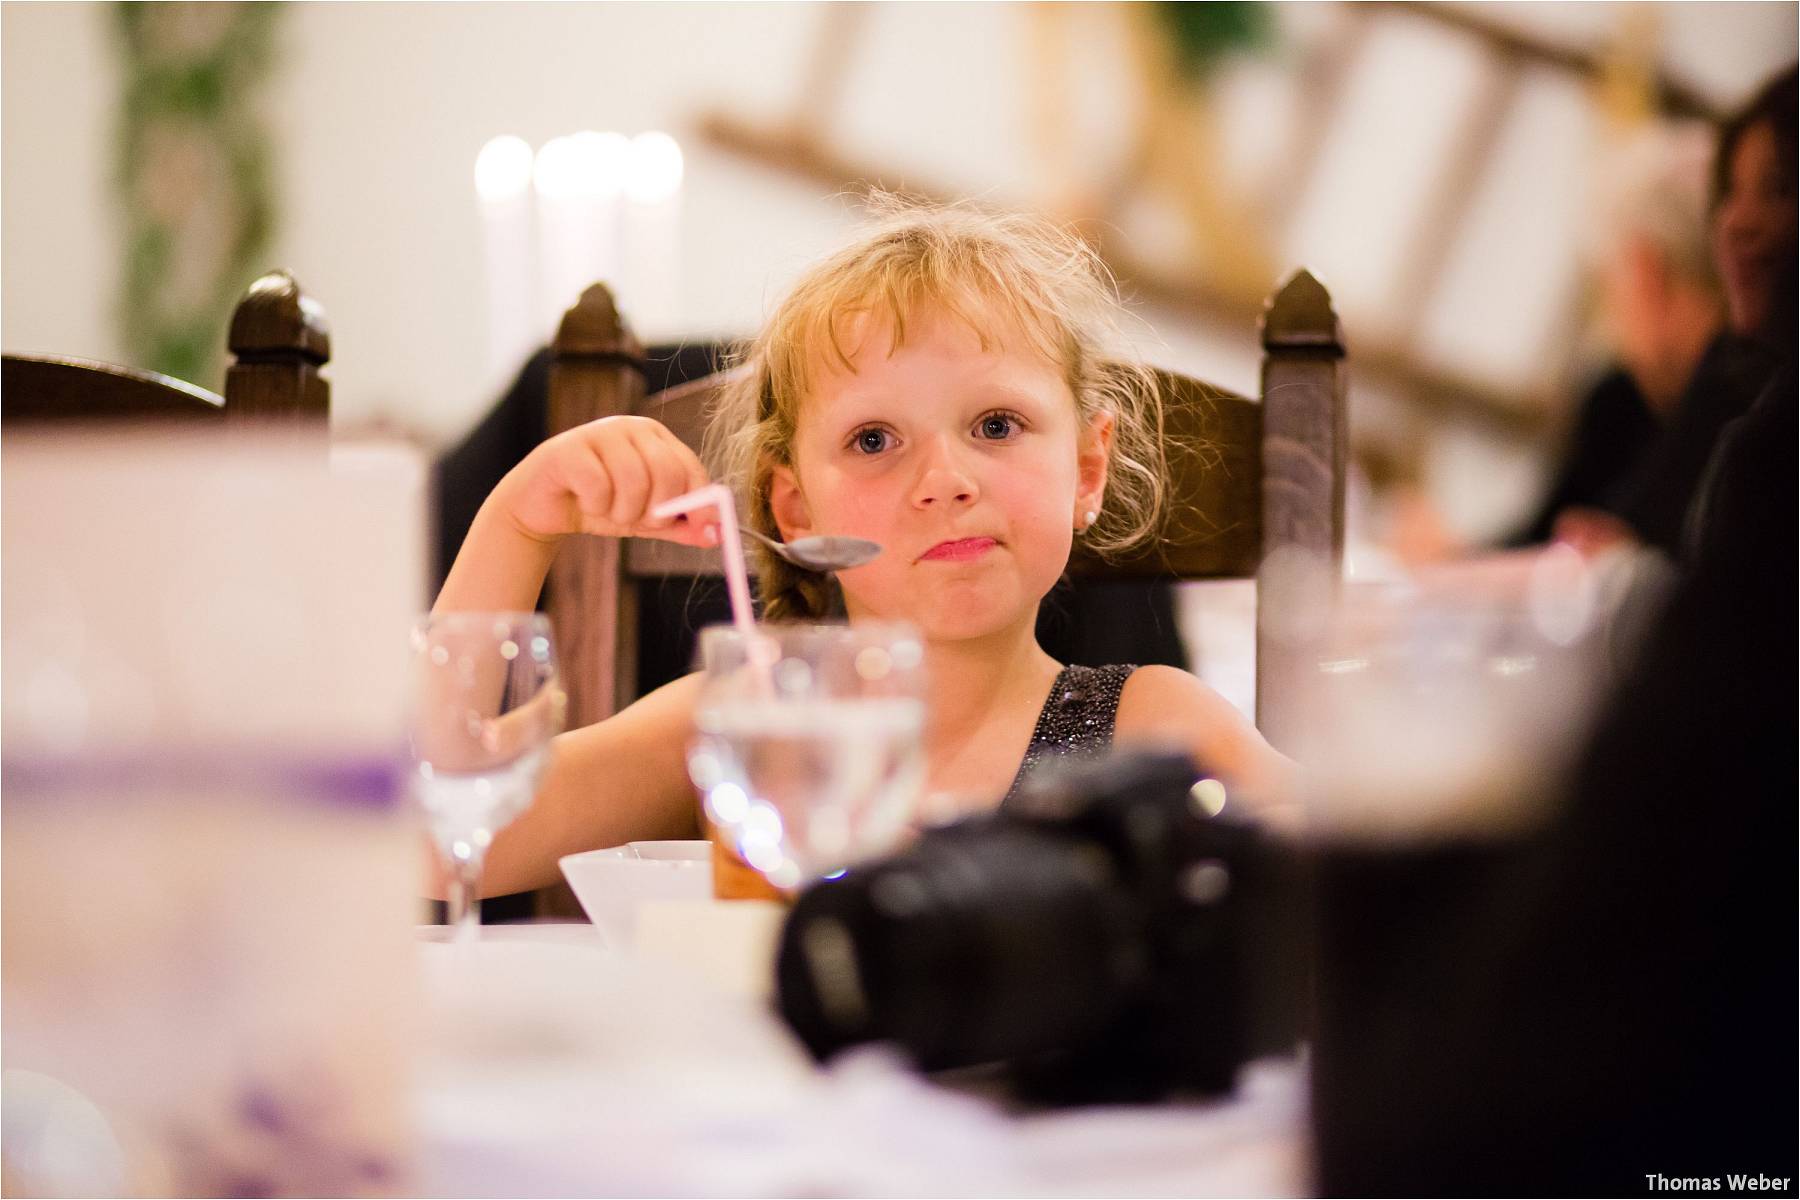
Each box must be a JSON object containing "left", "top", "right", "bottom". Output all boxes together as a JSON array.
[
  {"left": 976, "top": 412, "right": 1021, "bottom": 440},
  {"left": 850, "top": 427, "right": 893, "bottom": 455}
]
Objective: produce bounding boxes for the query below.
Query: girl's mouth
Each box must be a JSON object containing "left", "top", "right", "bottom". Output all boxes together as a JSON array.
[{"left": 919, "top": 537, "right": 998, "bottom": 563}]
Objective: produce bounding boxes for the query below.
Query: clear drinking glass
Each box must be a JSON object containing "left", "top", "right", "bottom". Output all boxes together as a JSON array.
[
  {"left": 408, "top": 611, "right": 564, "bottom": 942},
  {"left": 1295, "top": 548, "right": 1629, "bottom": 841},
  {"left": 686, "top": 623, "right": 928, "bottom": 891}
]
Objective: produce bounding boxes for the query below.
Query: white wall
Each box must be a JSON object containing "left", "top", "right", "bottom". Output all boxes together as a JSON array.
[
  {"left": 257, "top": 2, "right": 870, "bottom": 441},
  {"left": 4, "top": 3, "right": 1140, "bottom": 444},
  {"left": 4, "top": 1, "right": 1794, "bottom": 471},
  {"left": 2, "top": 2, "right": 123, "bottom": 372}
]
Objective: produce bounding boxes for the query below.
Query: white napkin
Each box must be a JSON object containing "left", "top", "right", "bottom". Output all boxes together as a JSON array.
[{"left": 413, "top": 938, "right": 1307, "bottom": 1197}]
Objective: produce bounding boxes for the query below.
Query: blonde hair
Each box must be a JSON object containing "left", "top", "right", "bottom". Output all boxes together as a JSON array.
[{"left": 707, "top": 197, "right": 1169, "bottom": 623}]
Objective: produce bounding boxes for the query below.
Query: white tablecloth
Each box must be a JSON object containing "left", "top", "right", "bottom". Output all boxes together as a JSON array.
[{"left": 415, "top": 924, "right": 1310, "bottom": 1197}]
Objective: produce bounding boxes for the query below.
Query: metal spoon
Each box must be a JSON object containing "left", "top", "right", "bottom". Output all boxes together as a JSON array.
[{"left": 738, "top": 525, "right": 881, "bottom": 572}]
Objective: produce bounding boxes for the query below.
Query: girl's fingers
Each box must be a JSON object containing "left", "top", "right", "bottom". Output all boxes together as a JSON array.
[
  {"left": 637, "top": 424, "right": 721, "bottom": 545},
  {"left": 596, "top": 437, "right": 652, "bottom": 531},
  {"left": 522, "top": 416, "right": 720, "bottom": 543},
  {"left": 661, "top": 511, "right": 723, "bottom": 548},
  {"left": 562, "top": 444, "right": 614, "bottom": 528},
  {"left": 629, "top": 426, "right": 692, "bottom": 527}
]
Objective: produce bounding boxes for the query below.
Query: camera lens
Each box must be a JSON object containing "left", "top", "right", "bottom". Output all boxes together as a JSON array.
[{"left": 776, "top": 818, "right": 1148, "bottom": 1070}]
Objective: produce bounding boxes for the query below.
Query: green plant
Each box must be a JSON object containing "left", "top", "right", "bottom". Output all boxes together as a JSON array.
[{"left": 114, "top": 2, "right": 280, "bottom": 388}]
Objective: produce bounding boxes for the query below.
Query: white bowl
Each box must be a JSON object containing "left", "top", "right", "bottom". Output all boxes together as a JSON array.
[{"left": 559, "top": 841, "right": 713, "bottom": 950}]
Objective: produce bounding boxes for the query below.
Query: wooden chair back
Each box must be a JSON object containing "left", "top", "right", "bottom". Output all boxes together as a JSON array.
[
  {"left": 543, "top": 271, "right": 1346, "bottom": 753},
  {"left": 2, "top": 270, "right": 330, "bottom": 425}
]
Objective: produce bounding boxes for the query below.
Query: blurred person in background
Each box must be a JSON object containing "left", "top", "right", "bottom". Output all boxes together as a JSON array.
[
  {"left": 1712, "top": 69, "right": 1800, "bottom": 363},
  {"left": 1522, "top": 125, "right": 1724, "bottom": 548},
  {"left": 1395, "top": 123, "right": 1722, "bottom": 562},
  {"left": 1558, "top": 67, "right": 1796, "bottom": 560},
  {"left": 1393, "top": 70, "right": 1794, "bottom": 569},
  {"left": 1314, "top": 65, "right": 1796, "bottom": 1194}
]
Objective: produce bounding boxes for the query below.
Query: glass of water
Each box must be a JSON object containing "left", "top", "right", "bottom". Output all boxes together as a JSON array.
[
  {"left": 686, "top": 623, "right": 927, "bottom": 891},
  {"left": 408, "top": 611, "right": 564, "bottom": 942}
]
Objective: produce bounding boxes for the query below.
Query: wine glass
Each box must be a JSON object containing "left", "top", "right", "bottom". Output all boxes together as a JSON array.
[
  {"left": 685, "top": 623, "right": 928, "bottom": 891},
  {"left": 1295, "top": 548, "right": 1621, "bottom": 841},
  {"left": 408, "top": 611, "right": 564, "bottom": 943}
]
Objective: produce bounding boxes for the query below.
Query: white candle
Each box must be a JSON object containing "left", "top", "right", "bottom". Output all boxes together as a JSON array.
[
  {"left": 473, "top": 135, "right": 536, "bottom": 392},
  {"left": 623, "top": 131, "right": 684, "bottom": 339},
  {"left": 534, "top": 131, "right": 629, "bottom": 332}
]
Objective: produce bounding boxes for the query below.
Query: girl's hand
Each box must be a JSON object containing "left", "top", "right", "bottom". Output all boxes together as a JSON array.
[{"left": 496, "top": 415, "right": 719, "bottom": 548}]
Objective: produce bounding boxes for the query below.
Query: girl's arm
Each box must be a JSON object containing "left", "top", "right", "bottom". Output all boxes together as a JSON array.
[
  {"left": 434, "top": 414, "right": 718, "bottom": 617},
  {"left": 1113, "top": 665, "right": 1299, "bottom": 815},
  {"left": 424, "top": 415, "right": 720, "bottom": 898},
  {"left": 448, "top": 672, "right": 708, "bottom": 898}
]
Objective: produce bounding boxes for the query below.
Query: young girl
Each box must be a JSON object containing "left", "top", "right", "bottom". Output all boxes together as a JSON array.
[{"left": 435, "top": 201, "right": 1294, "bottom": 898}]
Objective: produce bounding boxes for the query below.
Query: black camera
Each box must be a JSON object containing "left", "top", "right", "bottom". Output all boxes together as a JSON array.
[{"left": 774, "top": 749, "right": 1307, "bottom": 1104}]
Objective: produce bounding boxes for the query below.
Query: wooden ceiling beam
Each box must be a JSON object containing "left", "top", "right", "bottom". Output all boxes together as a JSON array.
[
  {"left": 697, "top": 111, "right": 1553, "bottom": 444},
  {"left": 1386, "top": 1, "right": 1722, "bottom": 121}
]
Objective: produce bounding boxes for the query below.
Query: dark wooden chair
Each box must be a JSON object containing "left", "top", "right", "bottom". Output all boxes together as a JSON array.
[
  {"left": 543, "top": 270, "right": 1345, "bottom": 752},
  {"left": 2, "top": 270, "right": 330, "bottom": 425},
  {"left": 526, "top": 271, "right": 1345, "bottom": 915}
]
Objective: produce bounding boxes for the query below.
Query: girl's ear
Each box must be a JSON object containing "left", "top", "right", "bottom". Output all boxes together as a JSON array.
[
  {"left": 1076, "top": 410, "right": 1115, "bottom": 519},
  {"left": 768, "top": 464, "right": 815, "bottom": 540}
]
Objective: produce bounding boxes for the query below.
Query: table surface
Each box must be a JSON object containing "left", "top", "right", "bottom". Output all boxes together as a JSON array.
[{"left": 413, "top": 921, "right": 1311, "bottom": 1197}]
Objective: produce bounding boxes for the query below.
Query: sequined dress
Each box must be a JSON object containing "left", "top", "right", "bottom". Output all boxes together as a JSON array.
[{"left": 999, "top": 663, "right": 1137, "bottom": 807}]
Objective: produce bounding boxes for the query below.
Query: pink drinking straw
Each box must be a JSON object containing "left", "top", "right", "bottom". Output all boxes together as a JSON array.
[{"left": 650, "top": 484, "right": 767, "bottom": 667}]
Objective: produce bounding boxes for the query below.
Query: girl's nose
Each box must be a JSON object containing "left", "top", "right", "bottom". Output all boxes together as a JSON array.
[{"left": 909, "top": 437, "right": 979, "bottom": 509}]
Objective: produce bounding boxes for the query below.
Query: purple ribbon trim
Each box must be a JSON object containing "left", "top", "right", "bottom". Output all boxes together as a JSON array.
[{"left": 2, "top": 748, "right": 406, "bottom": 810}]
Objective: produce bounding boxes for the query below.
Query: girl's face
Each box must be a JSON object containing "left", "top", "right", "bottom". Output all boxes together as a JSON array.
[
  {"left": 770, "top": 302, "right": 1111, "bottom": 641},
  {"left": 1714, "top": 120, "right": 1796, "bottom": 339}
]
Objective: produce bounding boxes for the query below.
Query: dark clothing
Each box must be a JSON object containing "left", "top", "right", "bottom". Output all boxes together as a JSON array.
[
  {"left": 1036, "top": 580, "right": 1186, "bottom": 673},
  {"left": 1503, "top": 367, "right": 1659, "bottom": 548},
  {"left": 1608, "top": 331, "right": 1781, "bottom": 557},
  {"left": 1001, "top": 663, "right": 1137, "bottom": 806},
  {"left": 1313, "top": 365, "right": 1798, "bottom": 1193}
]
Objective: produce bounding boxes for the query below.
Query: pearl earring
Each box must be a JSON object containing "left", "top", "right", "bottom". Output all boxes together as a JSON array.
[{"left": 1082, "top": 510, "right": 1097, "bottom": 529}]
